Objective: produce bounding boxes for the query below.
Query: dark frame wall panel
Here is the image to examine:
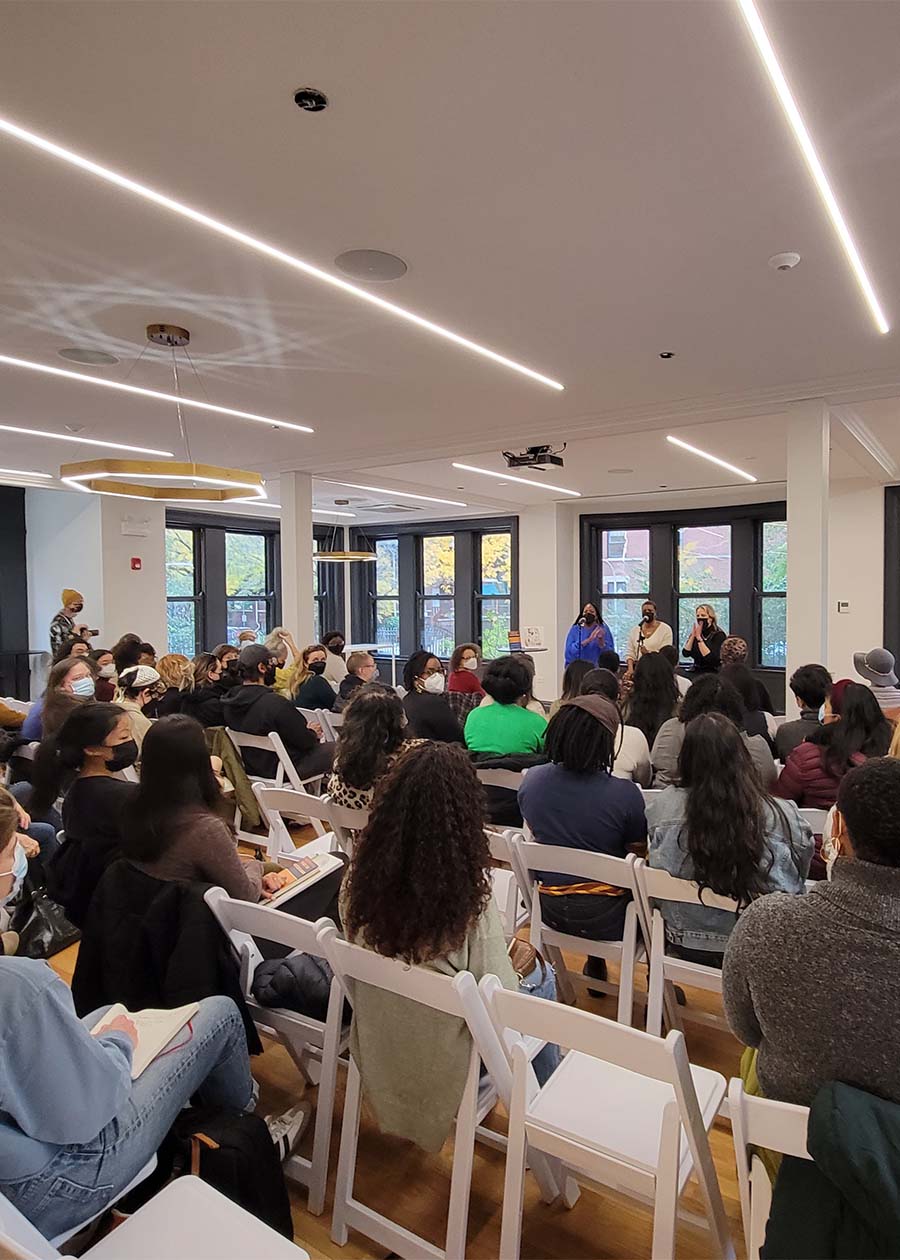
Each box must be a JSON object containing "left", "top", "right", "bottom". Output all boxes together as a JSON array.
[
  {"left": 884, "top": 487, "right": 900, "bottom": 661},
  {"left": 0, "top": 486, "right": 31, "bottom": 699}
]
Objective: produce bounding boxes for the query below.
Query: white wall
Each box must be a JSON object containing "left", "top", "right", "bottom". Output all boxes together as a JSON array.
[
  {"left": 97, "top": 498, "right": 167, "bottom": 652},
  {"left": 827, "top": 479, "right": 885, "bottom": 681},
  {"left": 517, "top": 502, "right": 575, "bottom": 698}
]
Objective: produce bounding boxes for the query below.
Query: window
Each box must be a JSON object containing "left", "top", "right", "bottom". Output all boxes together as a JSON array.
[
  {"left": 677, "top": 524, "right": 732, "bottom": 647},
  {"left": 374, "top": 538, "right": 400, "bottom": 654},
  {"left": 225, "top": 532, "right": 272, "bottom": 640},
  {"left": 760, "top": 520, "right": 787, "bottom": 668},
  {"left": 420, "top": 535, "right": 455, "bottom": 658},
  {"left": 601, "top": 528, "right": 649, "bottom": 652},
  {"left": 478, "top": 531, "right": 512, "bottom": 659},
  {"left": 165, "top": 527, "right": 200, "bottom": 656}
]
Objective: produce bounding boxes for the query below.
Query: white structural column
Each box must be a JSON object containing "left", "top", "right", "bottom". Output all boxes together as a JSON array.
[
  {"left": 279, "top": 471, "right": 315, "bottom": 641},
  {"left": 517, "top": 502, "right": 576, "bottom": 700},
  {"left": 786, "top": 399, "right": 830, "bottom": 681}
]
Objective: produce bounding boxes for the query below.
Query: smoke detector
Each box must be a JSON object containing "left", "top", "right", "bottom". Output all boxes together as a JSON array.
[{"left": 768, "top": 251, "right": 801, "bottom": 272}]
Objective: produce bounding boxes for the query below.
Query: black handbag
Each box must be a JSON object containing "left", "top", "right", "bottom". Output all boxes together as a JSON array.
[{"left": 16, "top": 885, "right": 81, "bottom": 958}]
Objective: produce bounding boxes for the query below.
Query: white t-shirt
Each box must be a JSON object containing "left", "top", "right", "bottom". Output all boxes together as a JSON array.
[
  {"left": 612, "top": 724, "right": 652, "bottom": 786},
  {"left": 626, "top": 621, "right": 673, "bottom": 663}
]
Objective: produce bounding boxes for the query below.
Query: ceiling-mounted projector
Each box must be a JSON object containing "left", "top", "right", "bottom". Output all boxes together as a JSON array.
[{"left": 502, "top": 444, "right": 566, "bottom": 470}]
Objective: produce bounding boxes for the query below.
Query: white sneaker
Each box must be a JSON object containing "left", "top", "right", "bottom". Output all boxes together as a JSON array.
[
  {"left": 1, "top": 931, "right": 18, "bottom": 956},
  {"left": 264, "top": 1101, "right": 312, "bottom": 1161}
]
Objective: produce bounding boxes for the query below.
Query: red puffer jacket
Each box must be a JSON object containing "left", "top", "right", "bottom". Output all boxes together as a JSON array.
[{"left": 774, "top": 740, "right": 864, "bottom": 808}]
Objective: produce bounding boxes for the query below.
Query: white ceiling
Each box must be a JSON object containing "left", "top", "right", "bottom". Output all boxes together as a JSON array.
[{"left": 1, "top": 0, "right": 899, "bottom": 522}]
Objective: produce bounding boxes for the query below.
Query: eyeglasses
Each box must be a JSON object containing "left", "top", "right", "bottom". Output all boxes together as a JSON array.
[{"left": 422, "top": 663, "right": 444, "bottom": 677}]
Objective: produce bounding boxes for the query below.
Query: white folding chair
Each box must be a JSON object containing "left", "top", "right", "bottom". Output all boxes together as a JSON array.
[
  {"left": 486, "top": 983, "right": 733, "bottom": 1260},
  {"left": 318, "top": 923, "right": 502, "bottom": 1260},
  {"left": 799, "top": 807, "right": 829, "bottom": 834},
  {"left": 204, "top": 888, "right": 346, "bottom": 1215},
  {"left": 632, "top": 858, "right": 738, "bottom": 1038},
  {"left": 253, "top": 784, "right": 339, "bottom": 861},
  {"left": 510, "top": 838, "right": 645, "bottom": 1023},
  {"left": 317, "top": 709, "right": 343, "bottom": 742},
  {"left": 728, "top": 1078, "right": 810, "bottom": 1260},
  {"left": 475, "top": 767, "right": 526, "bottom": 792},
  {"left": 327, "top": 800, "right": 369, "bottom": 856},
  {"left": 297, "top": 706, "right": 324, "bottom": 736},
  {"left": 486, "top": 829, "right": 529, "bottom": 938},
  {"left": 226, "top": 727, "right": 325, "bottom": 841}
]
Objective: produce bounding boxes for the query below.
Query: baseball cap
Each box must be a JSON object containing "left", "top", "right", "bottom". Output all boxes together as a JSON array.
[
  {"left": 238, "top": 644, "right": 273, "bottom": 677},
  {"left": 853, "top": 647, "right": 898, "bottom": 688}
]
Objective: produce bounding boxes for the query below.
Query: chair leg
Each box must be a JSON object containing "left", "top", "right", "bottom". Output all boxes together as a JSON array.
[
  {"left": 616, "top": 910, "right": 637, "bottom": 1026},
  {"left": 544, "top": 942, "right": 577, "bottom": 1004},
  {"left": 499, "top": 1058, "right": 529, "bottom": 1260},
  {"left": 651, "top": 1105, "right": 681, "bottom": 1260},
  {"left": 445, "top": 1055, "right": 479, "bottom": 1260},
  {"left": 331, "top": 1057, "right": 362, "bottom": 1246},
  {"left": 307, "top": 1039, "right": 339, "bottom": 1216}
]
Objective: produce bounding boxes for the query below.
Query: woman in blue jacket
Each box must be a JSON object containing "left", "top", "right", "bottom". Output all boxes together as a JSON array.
[{"left": 564, "top": 602, "right": 615, "bottom": 667}]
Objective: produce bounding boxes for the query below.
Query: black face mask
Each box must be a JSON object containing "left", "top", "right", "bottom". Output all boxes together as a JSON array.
[
  {"left": 106, "top": 739, "right": 138, "bottom": 772},
  {"left": 642, "top": 609, "right": 654, "bottom": 623},
  {"left": 72, "top": 605, "right": 83, "bottom": 615},
  {"left": 262, "top": 664, "right": 278, "bottom": 687},
  {"left": 328, "top": 642, "right": 345, "bottom": 655},
  {"left": 582, "top": 612, "right": 597, "bottom": 625},
  {"left": 308, "top": 660, "right": 327, "bottom": 675},
  {"left": 698, "top": 617, "right": 709, "bottom": 629}
]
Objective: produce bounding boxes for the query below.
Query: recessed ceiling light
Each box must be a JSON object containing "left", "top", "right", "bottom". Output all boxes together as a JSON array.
[
  {"left": 736, "top": 0, "right": 889, "bottom": 334},
  {"left": 0, "top": 466, "right": 53, "bottom": 479},
  {"left": 0, "top": 113, "right": 564, "bottom": 390},
  {"left": 334, "top": 250, "right": 408, "bottom": 282},
  {"left": 665, "top": 434, "right": 757, "bottom": 483},
  {"left": 0, "top": 423, "right": 173, "bottom": 457},
  {"left": 319, "top": 479, "right": 467, "bottom": 508},
  {"left": 293, "top": 86, "right": 328, "bottom": 113},
  {"left": 58, "top": 348, "right": 120, "bottom": 366},
  {"left": 0, "top": 353, "right": 313, "bottom": 434},
  {"left": 452, "top": 462, "right": 581, "bottom": 497},
  {"left": 659, "top": 351, "right": 675, "bottom": 360},
  {"left": 607, "top": 467, "right": 634, "bottom": 474}
]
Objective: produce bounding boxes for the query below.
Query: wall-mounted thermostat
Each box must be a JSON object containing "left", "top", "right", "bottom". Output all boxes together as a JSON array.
[{"left": 837, "top": 600, "right": 851, "bottom": 614}]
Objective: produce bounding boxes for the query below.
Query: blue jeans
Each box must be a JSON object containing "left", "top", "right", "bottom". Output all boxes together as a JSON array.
[
  {"left": 7, "top": 782, "right": 61, "bottom": 858},
  {"left": 1, "top": 996, "right": 254, "bottom": 1239},
  {"left": 518, "top": 960, "right": 561, "bottom": 1084}
]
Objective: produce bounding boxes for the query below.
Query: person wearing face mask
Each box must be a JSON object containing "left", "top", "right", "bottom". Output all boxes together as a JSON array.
[
  {"left": 0, "top": 788, "right": 30, "bottom": 954},
  {"left": 153, "top": 653, "right": 191, "bottom": 717},
  {"left": 222, "top": 644, "right": 333, "bottom": 782},
  {"left": 30, "top": 704, "right": 139, "bottom": 928},
  {"left": 49, "top": 588, "right": 96, "bottom": 656},
  {"left": 290, "top": 643, "right": 338, "bottom": 711},
  {"left": 401, "top": 650, "right": 464, "bottom": 743},
  {"left": 321, "top": 630, "right": 349, "bottom": 687},
  {"left": 178, "top": 652, "right": 228, "bottom": 727},
  {"left": 564, "top": 602, "right": 615, "bottom": 669},
  {"left": 21, "top": 656, "right": 97, "bottom": 743},
  {"left": 448, "top": 643, "right": 485, "bottom": 695},
  {"left": 625, "top": 601, "right": 673, "bottom": 676},
  {"left": 115, "top": 664, "right": 162, "bottom": 757},
  {"left": 336, "top": 652, "right": 382, "bottom": 712},
  {"left": 681, "top": 603, "right": 726, "bottom": 674},
  {"left": 90, "top": 648, "right": 117, "bottom": 702}
]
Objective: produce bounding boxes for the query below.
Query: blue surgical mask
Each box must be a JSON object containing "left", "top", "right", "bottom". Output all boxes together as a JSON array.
[
  {"left": 818, "top": 703, "right": 826, "bottom": 723},
  {"left": 71, "top": 675, "right": 96, "bottom": 698},
  {"left": 1, "top": 842, "right": 28, "bottom": 907}
]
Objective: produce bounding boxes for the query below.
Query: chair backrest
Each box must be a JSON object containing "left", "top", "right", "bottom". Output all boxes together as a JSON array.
[
  {"left": 0, "top": 1192, "right": 59, "bottom": 1260},
  {"left": 318, "top": 709, "right": 343, "bottom": 743},
  {"left": 476, "top": 767, "right": 525, "bottom": 791},
  {"left": 297, "top": 707, "right": 320, "bottom": 730},
  {"left": 205, "top": 885, "right": 334, "bottom": 998},
  {"left": 253, "top": 784, "right": 336, "bottom": 859},
  {"left": 13, "top": 741, "right": 39, "bottom": 762},
  {"left": 510, "top": 837, "right": 639, "bottom": 898},
  {"left": 226, "top": 727, "right": 303, "bottom": 791},
  {"left": 485, "top": 828, "right": 515, "bottom": 864},
  {"left": 2, "top": 696, "right": 31, "bottom": 715},
  {"left": 799, "top": 807, "right": 829, "bottom": 834},
  {"left": 328, "top": 800, "right": 369, "bottom": 854},
  {"left": 318, "top": 923, "right": 465, "bottom": 1019}
]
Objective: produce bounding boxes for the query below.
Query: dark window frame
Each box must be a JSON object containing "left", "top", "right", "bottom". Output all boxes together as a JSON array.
[
  {"left": 883, "top": 487, "right": 900, "bottom": 659},
  {"left": 165, "top": 523, "right": 205, "bottom": 656},
  {"left": 418, "top": 533, "right": 456, "bottom": 658},
  {"left": 313, "top": 525, "right": 346, "bottom": 643}
]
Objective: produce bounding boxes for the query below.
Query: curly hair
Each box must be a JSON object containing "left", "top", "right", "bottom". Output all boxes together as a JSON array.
[
  {"left": 623, "top": 653, "right": 679, "bottom": 746},
  {"left": 344, "top": 742, "right": 492, "bottom": 964},
  {"left": 449, "top": 642, "right": 480, "bottom": 674},
  {"left": 157, "top": 653, "right": 191, "bottom": 690},
  {"left": 837, "top": 757, "right": 900, "bottom": 867},
  {"left": 334, "top": 686, "right": 408, "bottom": 789}
]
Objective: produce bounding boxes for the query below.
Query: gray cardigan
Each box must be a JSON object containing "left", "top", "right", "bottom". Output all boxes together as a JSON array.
[
  {"left": 723, "top": 859, "right": 900, "bottom": 1105},
  {"left": 650, "top": 717, "right": 777, "bottom": 788}
]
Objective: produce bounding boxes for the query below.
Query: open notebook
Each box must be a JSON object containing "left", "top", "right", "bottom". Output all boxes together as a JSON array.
[
  {"left": 91, "top": 1001, "right": 199, "bottom": 1078},
  {"left": 265, "top": 851, "right": 344, "bottom": 907}
]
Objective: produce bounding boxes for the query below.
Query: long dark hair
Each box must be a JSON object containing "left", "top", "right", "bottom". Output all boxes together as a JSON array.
[
  {"left": 31, "top": 703, "right": 125, "bottom": 815},
  {"left": 810, "top": 681, "right": 892, "bottom": 776},
  {"left": 42, "top": 657, "right": 92, "bottom": 737},
  {"left": 111, "top": 633, "right": 142, "bottom": 675},
  {"left": 677, "top": 713, "right": 798, "bottom": 907},
  {"left": 345, "top": 742, "right": 492, "bottom": 964},
  {"left": 334, "top": 687, "right": 408, "bottom": 790},
  {"left": 625, "top": 652, "right": 679, "bottom": 746},
  {"left": 679, "top": 674, "right": 744, "bottom": 727},
  {"left": 560, "top": 658, "right": 593, "bottom": 702},
  {"left": 121, "top": 715, "right": 229, "bottom": 862}
]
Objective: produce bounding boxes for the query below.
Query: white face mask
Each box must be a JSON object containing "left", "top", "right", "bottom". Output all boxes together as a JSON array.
[
  {"left": 0, "top": 841, "right": 28, "bottom": 907},
  {"left": 98, "top": 663, "right": 116, "bottom": 679},
  {"left": 423, "top": 672, "right": 445, "bottom": 695},
  {"left": 462, "top": 658, "right": 479, "bottom": 671}
]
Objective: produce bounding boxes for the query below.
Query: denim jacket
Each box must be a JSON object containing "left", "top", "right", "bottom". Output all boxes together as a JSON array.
[{"left": 646, "top": 786, "right": 814, "bottom": 953}]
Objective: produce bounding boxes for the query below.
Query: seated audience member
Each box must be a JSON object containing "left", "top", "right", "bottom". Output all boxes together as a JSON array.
[
  {"left": 31, "top": 704, "right": 138, "bottom": 926},
  {"left": 854, "top": 646, "right": 900, "bottom": 714},
  {"left": 120, "top": 715, "right": 292, "bottom": 902},
  {"left": 723, "top": 756, "right": 900, "bottom": 1106},
  {"left": 111, "top": 632, "right": 143, "bottom": 678},
  {"left": 648, "top": 714, "right": 813, "bottom": 965},
  {"left": 343, "top": 741, "right": 557, "bottom": 1153},
  {"left": 336, "top": 651, "right": 381, "bottom": 713},
  {"left": 549, "top": 658, "right": 594, "bottom": 718},
  {"left": 597, "top": 648, "right": 621, "bottom": 676},
  {"left": 681, "top": 603, "right": 726, "bottom": 674},
  {"left": 264, "top": 626, "right": 301, "bottom": 694},
  {"left": 519, "top": 694, "right": 647, "bottom": 975},
  {"left": 719, "top": 635, "right": 749, "bottom": 669},
  {"left": 721, "top": 663, "right": 775, "bottom": 749},
  {"left": 115, "top": 664, "right": 162, "bottom": 754},
  {"left": 0, "top": 791, "right": 30, "bottom": 953},
  {"left": 212, "top": 642, "right": 239, "bottom": 669},
  {"left": 464, "top": 656, "right": 546, "bottom": 755},
  {"left": 179, "top": 652, "right": 227, "bottom": 727},
  {"left": 581, "top": 668, "right": 652, "bottom": 785},
  {"left": 154, "top": 652, "right": 190, "bottom": 717},
  {"left": 90, "top": 648, "right": 116, "bottom": 703},
  {"left": 447, "top": 643, "right": 484, "bottom": 696},
  {"left": 0, "top": 784, "right": 57, "bottom": 893},
  {"left": 290, "top": 643, "right": 337, "bottom": 712},
  {"left": 328, "top": 687, "right": 423, "bottom": 810},
  {"left": 776, "top": 679, "right": 892, "bottom": 809},
  {"left": 52, "top": 636, "right": 91, "bottom": 664},
  {"left": 659, "top": 643, "right": 691, "bottom": 699},
  {"left": 479, "top": 652, "right": 545, "bottom": 716},
  {"left": 321, "top": 629, "right": 348, "bottom": 687},
  {"left": 49, "top": 588, "right": 93, "bottom": 656},
  {"left": 777, "top": 663, "right": 833, "bottom": 761},
  {"left": 651, "top": 674, "right": 777, "bottom": 788},
  {"left": 622, "top": 652, "right": 679, "bottom": 748},
  {"left": 237, "top": 628, "right": 258, "bottom": 646},
  {"left": 138, "top": 642, "right": 157, "bottom": 667},
  {"left": 0, "top": 964, "right": 256, "bottom": 1240},
  {"left": 21, "top": 656, "right": 96, "bottom": 742},
  {"left": 402, "top": 651, "right": 463, "bottom": 743},
  {"left": 222, "top": 644, "right": 332, "bottom": 781}
]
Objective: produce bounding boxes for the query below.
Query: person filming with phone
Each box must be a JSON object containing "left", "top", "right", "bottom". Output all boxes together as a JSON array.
[{"left": 49, "top": 589, "right": 98, "bottom": 656}]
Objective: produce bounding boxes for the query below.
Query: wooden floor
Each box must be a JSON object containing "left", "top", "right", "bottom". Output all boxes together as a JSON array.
[{"left": 51, "top": 930, "right": 746, "bottom": 1260}]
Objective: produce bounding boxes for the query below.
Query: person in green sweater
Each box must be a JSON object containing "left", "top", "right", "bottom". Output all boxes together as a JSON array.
[
  {"left": 342, "top": 741, "right": 558, "bottom": 1152},
  {"left": 463, "top": 655, "right": 547, "bottom": 755}
]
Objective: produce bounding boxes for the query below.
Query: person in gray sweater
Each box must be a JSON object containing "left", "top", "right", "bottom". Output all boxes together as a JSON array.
[
  {"left": 723, "top": 756, "right": 900, "bottom": 1105},
  {"left": 650, "top": 674, "right": 776, "bottom": 788}
]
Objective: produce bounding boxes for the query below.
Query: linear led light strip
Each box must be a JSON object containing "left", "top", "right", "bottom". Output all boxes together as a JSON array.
[
  {"left": 0, "top": 353, "right": 312, "bottom": 434},
  {"left": 313, "top": 508, "right": 356, "bottom": 517},
  {"left": 736, "top": 0, "right": 889, "bottom": 335},
  {"left": 0, "top": 114, "right": 564, "bottom": 391},
  {"left": 452, "top": 461, "right": 581, "bottom": 497},
  {"left": 0, "top": 422, "right": 174, "bottom": 457},
  {"left": 319, "top": 479, "right": 468, "bottom": 508},
  {"left": 0, "top": 466, "right": 53, "bottom": 479},
  {"left": 666, "top": 435, "right": 757, "bottom": 483}
]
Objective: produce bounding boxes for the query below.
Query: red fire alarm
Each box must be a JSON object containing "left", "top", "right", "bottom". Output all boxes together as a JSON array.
[{"left": 130, "top": 557, "right": 142, "bottom": 571}]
